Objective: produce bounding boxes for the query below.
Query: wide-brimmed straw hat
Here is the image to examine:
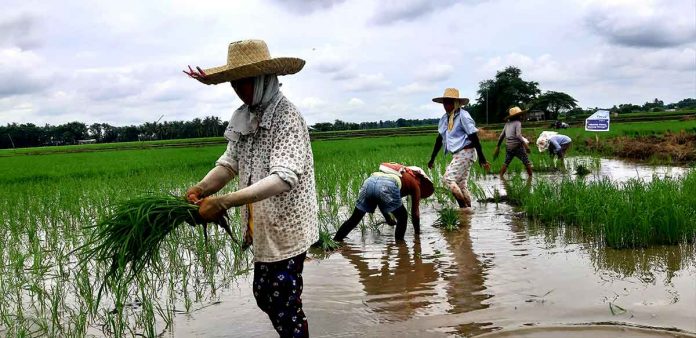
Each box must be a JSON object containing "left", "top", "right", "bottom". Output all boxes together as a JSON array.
[
  {"left": 504, "top": 106, "right": 526, "bottom": 120},
  {"left": 201, "top": 40, "right": 305, "bottom": 85},
  {"left": 432, "top": 88, "right": 470, "bottom": 105}
]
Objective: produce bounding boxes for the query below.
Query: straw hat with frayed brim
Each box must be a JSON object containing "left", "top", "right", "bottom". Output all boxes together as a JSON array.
[
  {"left": 432, "top": 88, "right": 470, "bottom": 105},
  {"left": 504, "top": 106, "right": 527, "bottom": 120},
  {"left": 200, "top": 40, "right": 305, "bottom": 85}
]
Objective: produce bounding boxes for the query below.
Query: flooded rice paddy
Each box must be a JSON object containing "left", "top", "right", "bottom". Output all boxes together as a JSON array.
[{"left": 171, "top": 158, "right": 695, "bottom": 337}]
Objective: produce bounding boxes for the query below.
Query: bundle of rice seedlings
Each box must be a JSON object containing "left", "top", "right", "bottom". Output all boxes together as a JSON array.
[
  {"left": 434, "top": 207, "right": 460, "bottom": 231},
  {"left": 77, "top": 193, "right": 236, "bottom": 300}
]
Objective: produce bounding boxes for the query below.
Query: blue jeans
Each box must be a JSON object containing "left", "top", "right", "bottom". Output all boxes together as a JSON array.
[{"left": 355, "top": 176, "right": 402, "bottom": 214}]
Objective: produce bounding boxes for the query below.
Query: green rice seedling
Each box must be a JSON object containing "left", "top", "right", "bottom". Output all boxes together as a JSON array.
[
  {"left": 575, "top": 164, "right": 591, "bottom": 177},
  {"left": 468, "top": 179, "right": 486, "bottom": 202},
  {"left": 313, "top": 229, "right": 341, "bottom": 251},
  {"left": 507, "top": 171, "right": 696, "bottom": 248},
  {"left": 77, "top": 193, "right": 237, "bottom": 303},
  {"left": 434, "top": 207, "right": 460, "bottom": 231}
]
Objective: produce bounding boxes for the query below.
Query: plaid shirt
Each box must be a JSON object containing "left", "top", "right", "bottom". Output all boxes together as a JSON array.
[{"left": 216, "top": 93, "right": 319, "bottom": 262}]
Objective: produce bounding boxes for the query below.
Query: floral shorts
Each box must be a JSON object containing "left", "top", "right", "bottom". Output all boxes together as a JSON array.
[
  {"left": 443, "top": 148, "right": 476, "bottom": 201},
  {"left": 253, "top": 252, "right": 308, "bottom": 338}
]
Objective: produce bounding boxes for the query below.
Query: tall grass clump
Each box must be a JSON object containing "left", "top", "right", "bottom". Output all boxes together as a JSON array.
[{"left": 508, "top": 171, "right": 696, "bottom": 248}]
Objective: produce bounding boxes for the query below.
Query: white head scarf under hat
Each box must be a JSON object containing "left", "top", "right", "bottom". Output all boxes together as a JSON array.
[
  {"left": 229, "top": 75, "right": 280, "bottom": 136},
  {"left": 536, "top": 131, "right": 558, "bottom": 152},
  {"left": 406, "top": 166, "right": 432, "bottom": 184}
]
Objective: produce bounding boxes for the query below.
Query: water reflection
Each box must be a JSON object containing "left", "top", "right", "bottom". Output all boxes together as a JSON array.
[
  {"left": 440, "top": 218, "right": 493, "bottom": 336},
  {"left": 339, "top": 238, "right": 439, "bottom": 321},
  {"left": 440, "top": 220, "right": 491, "bottom": 314},
  {"left": 589, "top": 243, "right": 696, "bottom": 284},
  {"left": 526, "top": 224, "right": 696, "bottom": 285}
]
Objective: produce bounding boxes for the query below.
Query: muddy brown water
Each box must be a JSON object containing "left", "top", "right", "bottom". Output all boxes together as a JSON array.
[{"left": 171, "top": 159, "right": 695, "bottom": 337}]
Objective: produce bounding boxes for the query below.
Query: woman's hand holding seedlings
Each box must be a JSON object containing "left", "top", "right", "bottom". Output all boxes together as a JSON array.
[{"left": 185, "top": 185, "right": 204, "bottom": 204}]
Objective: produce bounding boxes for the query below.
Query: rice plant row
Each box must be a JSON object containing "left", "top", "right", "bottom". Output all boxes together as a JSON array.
[{"left": 505, "top": 171, "right": 696, "bottom": 248}]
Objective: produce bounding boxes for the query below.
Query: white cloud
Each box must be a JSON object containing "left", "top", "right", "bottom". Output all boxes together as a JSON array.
[
  {"left": 267, "top": 0, "right": 347, "bottom": 14},
  {"left": 583, "top": 0, "right": 696, "bottom": 48},
  {"left": 344, "top": 73, "right": 391, "bottom": 92},
  {"left": 308, "top": 47, "right": 350, "bottom": 74},
  {"left": 397, "top": 82, "right": 434, "bottom": 94},
  {"left": 0, "top": 14, "right": 41, "bottom": 49},
  {"left": 298, "top": 97, "right": 326, "bottom": 110},
  {"left": 415, "top": 63, "right": 454, "bottom": 82},
  {"left": 0, "top": 47, "right": 54, "bottom": 96},
  {"left": 480, "top": 53, "right": 568, "bottom": 84},
  {"left": 370, "top": 0, "right": 464, "bottom": 25},
  {"left": 74, "top": 68, "right": 142, "bottom": 101},
  {"left": 348, "top": 97, "right": 364, "bottom": 106},
  {"left": 478, "top": 45, "right": 696, "bottom": 110}
]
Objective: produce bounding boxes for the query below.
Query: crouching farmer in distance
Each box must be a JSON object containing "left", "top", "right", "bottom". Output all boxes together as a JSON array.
[
  {"left": 537, "top": 132, "right": 573, "bottom": 161},
  {"left": 333, "top": 163, "right": 434, "bottom": 242}
]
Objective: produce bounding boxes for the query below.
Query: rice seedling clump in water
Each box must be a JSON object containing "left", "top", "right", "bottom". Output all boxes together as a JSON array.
[
  {"left": 313, "top": 229, "right": 341, "bottom": 251},
  {"left": 434, "top": 207, "right": 460, "bottom": 231},
  {"left": 78, "top": 193, "right": 234, "bottom": 297},
  {"left": 575, "top": 164, "right": 591, "bottom": 176}
]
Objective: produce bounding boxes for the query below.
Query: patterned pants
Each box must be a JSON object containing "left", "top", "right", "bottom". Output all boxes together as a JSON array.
[
  {"left": 253, "top": 252, "right": 308, "bottom": 338},
  {"left": 444, "top": 148, "right": 476, "bottom": 204}
]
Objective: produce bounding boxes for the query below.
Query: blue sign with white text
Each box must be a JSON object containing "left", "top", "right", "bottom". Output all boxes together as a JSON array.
[{"left": 585, "top": 110, "right": 610, "bottom": 132}]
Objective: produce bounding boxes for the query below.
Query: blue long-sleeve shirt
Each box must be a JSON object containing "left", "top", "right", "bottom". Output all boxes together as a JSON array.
[
  {"left": 437, "top": 109, "right": 478, "bottom": 154},
  {"left": 549, "top": 135, "right": 572, "bottom": 154}
]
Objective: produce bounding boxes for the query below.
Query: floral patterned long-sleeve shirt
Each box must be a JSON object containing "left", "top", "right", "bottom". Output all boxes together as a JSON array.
[{"left": 216, "top": 93, "right": 319, "bottom": 262}]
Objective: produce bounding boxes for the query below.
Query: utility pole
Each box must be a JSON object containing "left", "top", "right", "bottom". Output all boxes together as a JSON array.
[
  {"left": 486, "top": 88, "right": 489, "bottom": 125},
  {"left": 7, "top": 133, "right": 15, "bottom": 149},
  {"left": 154, "top": 114, "right": 164, "bottom": 140}
]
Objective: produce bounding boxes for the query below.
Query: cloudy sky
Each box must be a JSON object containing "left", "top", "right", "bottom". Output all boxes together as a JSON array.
[{"left": 1, "top": 0, "right": 694, "bottom": 126}]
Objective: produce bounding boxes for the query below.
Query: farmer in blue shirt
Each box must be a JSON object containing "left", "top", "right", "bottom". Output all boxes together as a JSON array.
[
  {"left": 428, "top": 88, "right": 490, "bottom": 214},
  {"left": 538, "top": 133, "right": 572, "bottom": 160}
]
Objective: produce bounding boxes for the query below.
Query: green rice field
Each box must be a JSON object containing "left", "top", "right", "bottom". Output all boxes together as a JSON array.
[{"left": 0, "top": 122, "right": 695, "bottom": 336}]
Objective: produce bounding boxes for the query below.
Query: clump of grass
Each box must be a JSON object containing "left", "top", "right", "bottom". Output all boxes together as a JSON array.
[
  {"left": 575, "top": 164, "right": 591, "bottom": 176},
  {"left": 507, "top": 171, "right": 696, "bottom": 249},
  {"left": 434, "top": 207, "right": 460, "bottom": 231},
  {"left": 77, "top": 193, "right": 235, "bottom": 301},
  {"left": 312, "top": 229, "right": 341, "bottom": 251}
]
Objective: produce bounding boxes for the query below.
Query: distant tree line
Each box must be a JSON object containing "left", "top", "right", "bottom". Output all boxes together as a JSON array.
[
  {"left": 310, "top": 118, "right": 440, "bottom": 132},
  {"left": 608, "top": 98, "right": 696, "bottom": 115},
  {"left": 0, "top": 116, "right": 227, "bottom": 149}
]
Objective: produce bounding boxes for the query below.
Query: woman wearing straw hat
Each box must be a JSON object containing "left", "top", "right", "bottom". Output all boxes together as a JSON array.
[
  {"left": 493, "top": 106, "right": 533, "bottom": 178},
  {"left": 183, "top": 39, "right": 317, "bottom": 337},
  {"left": 428, "top": 88, "right": 490, "bottom": 214},
  {"left": 333, "top": 162, "right": 435, "bottom": 242}
]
